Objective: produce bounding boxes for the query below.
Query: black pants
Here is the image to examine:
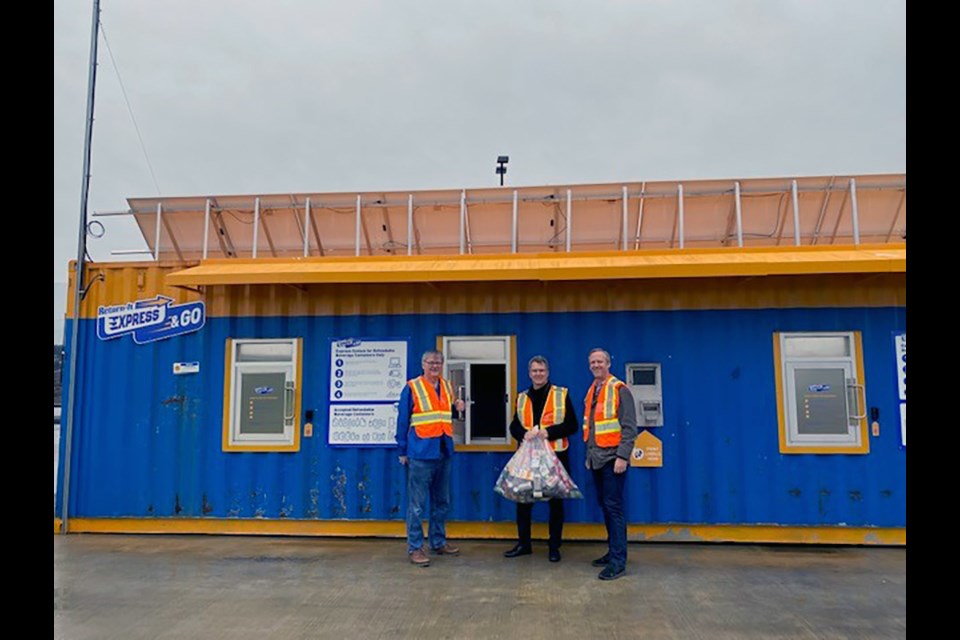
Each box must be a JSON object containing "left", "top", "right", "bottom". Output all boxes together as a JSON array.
[{"left": 515, "top": 451, "right": 570, "bottom": 550}]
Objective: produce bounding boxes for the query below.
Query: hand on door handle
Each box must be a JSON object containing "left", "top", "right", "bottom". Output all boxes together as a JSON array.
[{"left": 455, "top": 385, "right": 466, "bottom": 419}]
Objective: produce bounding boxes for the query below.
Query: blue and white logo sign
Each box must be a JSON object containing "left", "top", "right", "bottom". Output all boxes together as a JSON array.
[{"left": 97, "top": 295, "right": 206, "bottom": 344}]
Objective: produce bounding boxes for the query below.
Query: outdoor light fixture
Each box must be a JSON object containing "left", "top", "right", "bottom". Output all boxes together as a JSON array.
[{"left": 496, "top": 155, "right": 509, "bottom": 186}]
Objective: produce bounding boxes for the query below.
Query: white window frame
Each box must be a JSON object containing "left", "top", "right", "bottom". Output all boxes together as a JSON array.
[
  {"left": 223, "top": 338, "right": 302, "bottom": 452},
  {"left": 441, "top": 335, "right": 515, "bottom": 449},
  {"left": 775, "top": 331, "right": 869, "bottom": 454}
]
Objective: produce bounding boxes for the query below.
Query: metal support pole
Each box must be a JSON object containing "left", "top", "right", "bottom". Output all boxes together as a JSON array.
[
  {"left": 303, "top": 198, "right": 311, "bottom": 257},
  {"left": 634, "top": 182, "right": 646, "bottom": 250},
  {"left": 252, "top": 197, "right": 260, "bottom": 259},
  {"left": 621, "top": 186, "right": 628, "bottom": 251},
  {"left": 154, "top": 202, "right": 162, "bottom": 260},
  {"left": 734, "top": 182, "right": 743, "bottom": 248},
  {"left": 791, "top": 180, "right": 801, "bottom": 246},
  {"left": 850, "top": 178, "right": 860, "bottom": 245},
  {"left": 459, "top": 190, "right": 466, "bottom": 255},
  {"left": 511, "top": 190, "right": 518, "bottom": 253},
  {"left": 202, "top": 199, "right": 210, "bottom": 260},
  {"left": 355, "top": 195, "right": 362, "bottom": 257},
  {"left": 62, "top": 0, "right": 102, "bottom": 535},
  {"left": 407, "top": 195, "right": 413, "bottom": 256},
  {"left": 678, "top": 184, "right": 685, "bottom": 249}
]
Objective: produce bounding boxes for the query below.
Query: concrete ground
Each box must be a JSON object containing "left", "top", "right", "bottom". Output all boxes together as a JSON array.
[{"left": 53, "top": 534, "right": 905, "bottom": 640}]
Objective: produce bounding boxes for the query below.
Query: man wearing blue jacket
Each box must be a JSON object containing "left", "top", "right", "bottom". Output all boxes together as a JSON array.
[{"left": 396, "top": 350, "right": 465, "bottom": 567}]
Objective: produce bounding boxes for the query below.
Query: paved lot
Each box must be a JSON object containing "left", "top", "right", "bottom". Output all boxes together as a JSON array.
[{"left": 54, "top": 534, "right": 905, "bottom": 640}]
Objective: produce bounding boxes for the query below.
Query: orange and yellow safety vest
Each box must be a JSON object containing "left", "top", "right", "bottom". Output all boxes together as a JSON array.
[
  {"left": 408, "top": 375, "right": 454, "bottom": 439},
  {"left": 517, "top": 385, "right": 569, "bottom": 452},
  {"left": 582, "top": 375, "right": 626, "bottom": 448}
]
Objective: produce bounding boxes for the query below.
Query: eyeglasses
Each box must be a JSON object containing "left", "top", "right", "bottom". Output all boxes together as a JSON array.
[{"left": 423, "top": 361, "right": 443, "bottom": 366}]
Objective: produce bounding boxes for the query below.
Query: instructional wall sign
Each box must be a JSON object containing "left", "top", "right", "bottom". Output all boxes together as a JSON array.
[
  {"left": 328, "top": 404, "right": 399, "bottom": 445},
  {"left": 899, "top": 403, "right": 906, "bottom": 448},
  {"left": 328, "top": 337, "right": 409, "bottom": 447},
  {"left": 329, "top": 339, "right": 407, "bottom": 402},
  {"left": 895, "top": 333, "right": 906, "bottom": 401},
  {"left": 895, "top": 332, "right": 906, "bottom": 447}
]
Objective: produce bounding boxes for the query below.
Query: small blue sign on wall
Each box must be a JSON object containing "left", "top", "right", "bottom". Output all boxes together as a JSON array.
[{"left": 173, "top": 361, "right": 200, "bottom": 375}]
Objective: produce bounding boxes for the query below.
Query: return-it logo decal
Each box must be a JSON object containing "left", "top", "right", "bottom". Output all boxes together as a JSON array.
[{"left": 97, "top": 295, "right": 205, "bottom": 344}]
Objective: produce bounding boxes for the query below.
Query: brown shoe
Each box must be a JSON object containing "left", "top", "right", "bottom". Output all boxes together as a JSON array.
[
  {"left": 430, "top": 543, "right": 460, "bottom": 556},
  {"left": 409, "top": 549, "right": 431, "bottom": 566}
]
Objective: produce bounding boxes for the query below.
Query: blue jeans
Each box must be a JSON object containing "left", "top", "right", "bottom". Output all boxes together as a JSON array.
[
  {"left": 592, "top": 460, "right": 627, "bottom": 569},
  {"left": 406, "top": 456, "right": 453, "bottom": 553}
]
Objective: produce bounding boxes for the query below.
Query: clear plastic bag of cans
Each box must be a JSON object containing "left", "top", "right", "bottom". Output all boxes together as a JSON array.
[{"left": 494, "top": 436, "right": 583, "bottom": 503}]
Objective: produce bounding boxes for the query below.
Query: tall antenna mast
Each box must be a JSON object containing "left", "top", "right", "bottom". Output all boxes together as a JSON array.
[{"left": 61, "top": 0, "right": 102, "bottom": 535}]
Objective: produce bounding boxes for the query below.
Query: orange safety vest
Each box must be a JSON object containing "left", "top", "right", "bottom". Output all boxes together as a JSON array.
[
  {"left": 582, "top": 375, "right": 626, "bottom": 448},
  {"left": 408, "top": 375, "right": 454, "bottom": 439},
  {"left": 517, "top": 385, "right": 569, "bottom": 452}
]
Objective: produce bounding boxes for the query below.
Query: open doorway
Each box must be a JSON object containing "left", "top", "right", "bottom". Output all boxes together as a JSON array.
[{"left": 442, "top": 336, "right": 513, "bottom": 446}]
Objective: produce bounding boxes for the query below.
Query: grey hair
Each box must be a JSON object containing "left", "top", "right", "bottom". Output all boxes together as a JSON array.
[
  {"left": 588, "top": 348, "right": 611, "bottom": 365},
  {"left": 421, "top": 350, "right": 444, "bottom": 363}
]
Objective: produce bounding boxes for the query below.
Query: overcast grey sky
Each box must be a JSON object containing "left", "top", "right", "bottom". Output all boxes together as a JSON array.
[{"left": 53, "top": 0, "right": 905, "bottom": 341}]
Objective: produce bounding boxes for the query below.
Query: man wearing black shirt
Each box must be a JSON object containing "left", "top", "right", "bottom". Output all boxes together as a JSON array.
[{"left": 503, "top": 355, "right": 579, "bottom": 562}]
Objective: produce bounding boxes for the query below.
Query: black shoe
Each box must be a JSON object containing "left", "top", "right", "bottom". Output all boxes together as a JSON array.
[
  {"left": 598, "top": 565, "right": 625, "bottom": 580},
  {"left": 591, "top": 554, "right": 610, "bottom": 567},
  {"left": 548, "top": 548, "right": 561, "bottom": 563},
  {"left": 503, "top": 543, "right": 532, "bottom": 558}
]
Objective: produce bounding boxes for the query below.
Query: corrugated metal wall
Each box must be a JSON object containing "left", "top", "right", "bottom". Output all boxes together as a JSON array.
[
  {"left": 57, "top": 297, "right": 906, "bottom": 528},
  {"left": 68, "top": 263, "right": 905, "bottom": 318}
]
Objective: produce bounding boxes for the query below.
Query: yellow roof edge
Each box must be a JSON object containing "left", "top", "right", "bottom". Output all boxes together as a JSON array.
[
  {"left": 184, "top": 243, "right": 902, "bottom": 266},
  {"left": 165, "top": 245, "right": 905, "bottom": 287}
]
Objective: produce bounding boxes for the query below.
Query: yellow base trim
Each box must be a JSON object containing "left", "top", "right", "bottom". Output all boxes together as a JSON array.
[{"left": 55, "top": 518, "right": 905, "bottom": 546}]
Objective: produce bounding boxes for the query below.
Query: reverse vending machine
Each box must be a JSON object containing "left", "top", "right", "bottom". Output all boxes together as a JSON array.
[{"left": 625, "top": 362, "right": 663, "bottom": 427}]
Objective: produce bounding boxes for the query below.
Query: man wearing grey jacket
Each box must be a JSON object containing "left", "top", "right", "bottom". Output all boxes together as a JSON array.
[{"left": 583, "top": 348, "right": 637, "bottom": 581}]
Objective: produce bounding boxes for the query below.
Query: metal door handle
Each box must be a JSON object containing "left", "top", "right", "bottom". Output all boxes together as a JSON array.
[
  {"left": 847, "top": 381, "right": 866, "bottom": 420},
  {"left": 284, "top": 381, "right": 295, "bottom": 426}
]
